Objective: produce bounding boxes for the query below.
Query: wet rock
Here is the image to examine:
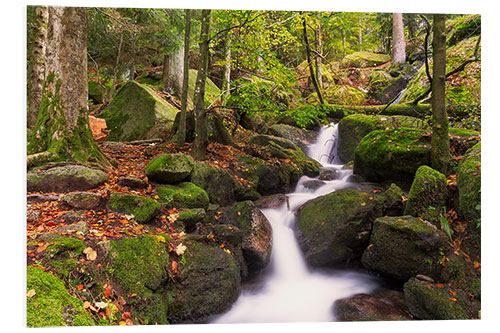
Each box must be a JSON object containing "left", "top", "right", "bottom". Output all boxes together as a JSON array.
[
  {"left": 319, "top": 167, "right": 341, "bottom": 181},
  {"left": 189, "top": 162, "right": 236, "bottom": 206},
  {"left": 108, "top": 192, "right": 160, "bottom": 224},
  {"left": 156, "top": 182, "right": 209, "bottom": 210},
  {"left": 27, "top": 165, "right": 109, "bottom": 193},
  {"left": 333, "top": 288, "right": 414, "bottom": 321},
  {"left": 267, "top": 124, "right": 318, "bottom": 153},
  {"left": 145, "top": 153, "right": 194, "bottom": 184},
  {"left": 117, "top": 177, "right": 148, "bottom": 189},
  {"left": 176, "top": 208, "right": 207, "bottom": 231},
  {"left": 254, "top": 194, "right": 287, "bottom": 209}
]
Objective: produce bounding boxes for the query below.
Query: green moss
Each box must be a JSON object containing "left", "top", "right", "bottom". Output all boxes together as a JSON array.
[
  {"left": 187, "top": 69, "right": 221, "bottom": 108},
  {"left": 27, "top": 266, "right": 95, "bottom": 327},
  {"left": 156, "top": 182, "right": 209, "bottom": 209},
  {"left": 306, "top": 84, "right": 367, "bottom": 106},
  {"left": 189, "top": 162, "right": 236, "bottom": 206},
  {"left": 341, "top": 51, "right": 390, "bottom": 68},
  {"left": 45, "top": 237, "right": 86, "bottom": 259},
  {"left": 404, "top": 165, "right": 448, "bottom": 225},
  {"left": 145, "top": 153, "right": 194, "bottom": 184},
  {"left": 456, "top": 142, "right": 481, "bottom": 228},
  {"left": 109, "top": 192, "right": 160, "bottom": 223}
]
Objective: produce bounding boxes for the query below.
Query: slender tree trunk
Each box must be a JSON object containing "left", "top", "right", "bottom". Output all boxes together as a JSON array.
[
  {"left": 191, "top": 9, "right": 211, "bottom": 160},
  {"left": 108, "top": 32, "right": 123, "bottom": 101},
  {"left": 27, "top": 6, "right": 48, "bottom": 130},
  {"left": 162, "top": 45, "right": 184, "bottom": 97},
  {"left": 27, "top": 6, "right": 109, "bottom": 167},
  {"left": 407, "top": 14, "right": 418, "bottom": 40},
  {"left": 316, "top": 22, "right": 323, "bottom": 89},
  {"left": 392, "top": 13, "right": 406, "bottom": 64},
  {"left": 302, "top": 17, "right": 324, "bottom": 105},
  {"left": 177, "top": 8, "right": 191, "bottom": 148},
  {"left": 222, "top": 36, "right": 232, "bottom": 104},
  {"left": 430, "top": 14, "right": 450, "bottom": 173}
]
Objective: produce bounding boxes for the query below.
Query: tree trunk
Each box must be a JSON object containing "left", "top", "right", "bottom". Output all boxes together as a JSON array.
[
  {"left": 392, "top": 13, "right": 406, "bottom": 64},
  {"left": 191, "top": 9, "right": 211, "bottom": 161},
  {"left": 316, "top": 22, "right": 323, "bottom": 89},
  {"left": 108, "top": 32, "right": 123, "bottom": 101},
  {"left": 430, "top": 14, "right": 450, "bottom": 173},
  {"left": 177, "top": 8, "right": 191, "bottom": 148},
  {"left": 27, "top": 6, "right": 48, "bottom": 130},
  {"left": 222, "top": 36, "right": 232, "bottom": 104},
  {"left": 407, "top": 14, "right": 418, "bottom": 40},
  {"left": 302, "top": 17, "right": 324, "bottom": 105},
  {"left": 162, "top": 45, "right": 184, "bottom": 97},
  {"left": 27, "top": 6, "right": 109, "bottom": 167}
]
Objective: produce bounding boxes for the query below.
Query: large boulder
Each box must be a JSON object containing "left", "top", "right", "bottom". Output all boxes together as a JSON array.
[
  {"left": 361, "top": 216, "right": 446, "bottom": 281},
  {"left": 306, "top": 84, "right": 367, "bottom": 106},
  {"left": 165, "top": 242, "right": 241, "bottom": 323},
  {"left": 403, "top": 277, "right": 480, "bottom": 320},
  {"left": 333, "top": 288, "right": 414, "bottom": 321},
  {"left": 27, "top": 165, "right": 109, "bottom": 193},
  {"left": 105, "top": 235, "right": 170, "bottom": 325},
  {"left": 354, "top": 128, "right": 431, "bottom": 185},
  {"left": 218, "top": 201, "right": 273, "bottom": 274},
  {"left": 145, "top": 153, "right": 194, "bottom": 184},
  {"left": 267, "top": 124, "right": 318, "bottom": 153},
  {"left": 99, "top": 81, "right": 178, "bottom": 141},
  {"left": 27, "top": 266, "right": 95, "bottom": 327},
  {"left": 404, "top": 165, "right": 448, "bottom": 225},
  {"left": 456, "top": 143, "right": 481, "bottom": 228},
  {"left": 156, "top": 182, "right": 209, "bottom": 210},
  {"left": 108, "top": 192, "right": 160, "bottom": 224},
  {"left": 189, "top": 162, "right": 236, "bottom": 206},
  {"left": 187, "top": 69, "right": 221, "bottom": 107},
  {"left": 338, "top": 114, "right": 425, "bottom": 163},
  {"left": 341, "top": 51, "right": 390, "bottom": 68},
  {"left": 295, "top": 188, "right": 383, "bottom": 267}
]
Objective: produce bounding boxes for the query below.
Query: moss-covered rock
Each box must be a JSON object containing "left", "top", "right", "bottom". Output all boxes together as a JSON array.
[
  {"left": 456, "top": 142, "right": 481, "bottom": 245},
  {"left": 217, "top": 201, "right": 273, "bottom": 274},
  {"left": 156, "top": 182, "right": 209, "bottom": 210},
  {"left": 27, "top": 165, "right": 109, "bottom": 193},
  {"left": 27, "top": 266, "right": 95, "bottom": 327},
  {"left": 338, "top": 114, "right": 426, "bottom": 163},
  {"left": 108, "top": 192, "right": 160, "bottom": 224},
  {"left": 295, "top": 188, "right": 384, "bottom": 267},
  {"left": 367, "top": 70, "right": 407, "bottom": 104},
  {"left": 145, "top": 153, "right": 194, "bottom": 184},
  {"left": 187, "top": 68, "right": 221, "bottom": 107},
  {"left": 354, "top": 128, "right": 431, "bottom": 185},
  {"left": 62, "top": 191, "right": 102, "bottom": 210},
  {"left": 404, "top": 166, "right": 448, "bottom": 225},
  {"left": 341, "top": 52, "right": 390, "bottom": 68},
  {"left": 403, "top": 277, "right": 480, "bottom": 319},
  {"left": 189, "top": 162, "right": 236, "bottom": 206},
  {"left": 446, "top": 14, "right": 481, "bottom": 47},
  {"left": 382, "top": 183, "right": 405, "bottom": 216},
  {"left": 267, "top": 124, "right": 318, "bottom": 153},
  {"left": 106, "top": 234, "right": 170, "bottom": 325},
  {"left": 306, "top": 84, "right": 367, "bottom": 106},
  {"left": 88, "top": 80, "right": 106, "bottom": 105},
  {"left": 99, "top": 81, "right": 178, "bottom": 141},
  {"left": 165, "top": 242, "right": 241, "bottom": 323},
  {"left": 177, "top": 208, "right": 207, "bottom": 230},
  {"left": 361, "top": 216, "right": 446, "bottom": 281}
]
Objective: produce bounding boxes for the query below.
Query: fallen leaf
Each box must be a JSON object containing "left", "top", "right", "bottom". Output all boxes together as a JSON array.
[
  {"left": 103, "top": 284, "right": 112, "bottom": 298},
  {"left": 171, "top": 261, "right": 178, "bottom": 271},
  {"left": 175, "top": 243, "right": 187, "bottom": 256},
  {"left": 157, "top": 235, "right": 166, "bottom": 243},
  {"left": 450, "top": 297, "right": 457, "bottom": 302},
  {"left": 95, "top": 301, "right": 108, "bottom": 309},
  {"left": 77, "top": 284, "right": 84, "bottom": 291},
  {"left": 449, "top": 289, "right": 457, "bottom": 296},
  {"left": 436, "top": 283, "right": 444, "bottom": 288},
  {"left": 27, "top": 289, "right": 36, "bottom": 298},
  {"left": 83, "top": 247, "right": 97, "bottom": 261}
]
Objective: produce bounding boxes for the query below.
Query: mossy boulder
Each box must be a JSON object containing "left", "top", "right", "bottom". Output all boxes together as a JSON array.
[
  {"left": 295, "top": 188, "right": 384, "bottom": 267},
  {"left": 403, "top": 277, "right": 480, "bottom": 320},
  {"left": 156, "top": 182, "right": 209, "bottom": 210},
  {"left": 333, "top": 288, "right": 414, "bottom": 321},
  {"left": 27, "top": 266, "right": 95, "bottom": 327},
  {"left": 106, "top": 234, "right": 170, "bottom": 325},
  {"left": 381, "top": 183, "right": 405, "bottom": 216},
  {"left": 457, "top": 143, "right": 481, "bottom": 225},
  {"left": 354, "top": 128, "right": 431, "bottom": 185},
  {"left": 338, "top": 114, "right": 426, "bottom": 163},
  {"left": 446, "top": 14, "right": 481, "bottom": 47},
  {"left": 401, "top": 36, "right": 481, "bottom": 106},
  {"left": 108, "top": 192, "right": 160, "bottom": 224},
  {"left": 99, "top": 81, "right": 178, "bottom": 141},
  {"left": 165, "top": 242, "right": 241, "bottom": 323},
  {"left": 306, "top": 84, "right": 367, "bottom": 106},
  {"left": 404, "top": 166, "right": 448, "bottom": 225},
  {"left": 341, "top": 51, "right": 390, "bottom": 68},
  {"left": 187, "top": 68, "right": 221, "bottom": 107},
  {"left": 218, "top": 201, "right": 273, "bottom": 274},
  {"left": 177, "top": 208, "right": 207, "bottom": 231},
  {"left": 267, "top": 124, "right": 318, "bottom": 153},
  {"left": 361, "top": 216, "right": 446, "bottom": 281},
  {"left": 27, "top": 165, "right": 109, "bottom": 193},
  {"left": 62, "top": 191, "right": 102, "bottom": 210},
  {"left": 145, "top": 153, "right": 194, "bottom": 184},
  {"left": 367, "top": 70, "right": 407, "bottom": 104},
  {"left": 88, "top": 80, "right": 106, "bottom": 104},
  {"left": 189, "top": 162, "right": 236, "bottom": 206}
]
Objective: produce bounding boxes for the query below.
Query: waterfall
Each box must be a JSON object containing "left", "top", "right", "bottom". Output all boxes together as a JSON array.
[{"left": 211, "top": 123, "right": 378, "bottom": 323}]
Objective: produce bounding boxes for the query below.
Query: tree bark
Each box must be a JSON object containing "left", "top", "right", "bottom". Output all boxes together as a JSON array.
[
  {"left": 177, "top": 8, "right": 191, "bottom": 148},
  {"left": 316, "top": 22, "right": 323, "bottom": 89},
  {"left": 407, "top": 14, "right": 418, "bottom": 40},
  {"left": 222, "top": 36, "right": 232, "bottom": 104},
  {"left": 108, "top": 32, "right": 123, "bottom": 101},
  {"left": 162, "top": 45, "right": 184, "bottom": 97},
  {"left": 430, "top": 14, "right": 450, "bottom": 173},
  {"left": 302, "top": 17, "right": 324, "bottom": 105},
  {"left": 27, "top": 6, "right": 109, "bottom": 167},
  {"left": 27, "top": 6, "right": 48, "bottom": 130},
  {"left": 392, "top": 13, "right": 406, "bottom": 65},
  {"left": 191, "top": 9, "right": 211, "bottom": 160}
]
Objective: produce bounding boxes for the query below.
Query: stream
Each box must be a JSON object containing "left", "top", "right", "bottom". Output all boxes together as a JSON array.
[{"left": 211, "top": 123, "right": 380, "bottom": 323}]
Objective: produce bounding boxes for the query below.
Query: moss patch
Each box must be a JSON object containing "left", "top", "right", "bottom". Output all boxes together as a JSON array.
[
  {"left": 145, "top": 153, "right": 194, "bottom": 184},
  {"left": 156, "top": 182, "right": 209, "bottom": 209},
  {"left": 187, "top": 68, "right": 221, "bottom": 107},
  {"left": 108, "top": 192, "right": 160, "bottom": 223},
  {"left": 341, "top": 52, "right": 390, "bottom": 68},
  {"left": 27, "top": 266, "right": 95, "bottom": 327}
]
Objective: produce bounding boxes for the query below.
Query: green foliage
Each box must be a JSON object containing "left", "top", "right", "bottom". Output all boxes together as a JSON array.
[{"left": 440, "top": 208, "right": 453, "bottom": 242}]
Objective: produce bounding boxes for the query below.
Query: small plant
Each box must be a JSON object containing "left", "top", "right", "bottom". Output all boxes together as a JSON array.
[{"left": 440, "top": 207, "right": 453, "bottom": 242}]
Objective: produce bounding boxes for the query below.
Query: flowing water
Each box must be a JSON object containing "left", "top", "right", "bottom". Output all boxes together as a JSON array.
[{"left": 211, "top": 123, "right": 378, "bottom": 324}]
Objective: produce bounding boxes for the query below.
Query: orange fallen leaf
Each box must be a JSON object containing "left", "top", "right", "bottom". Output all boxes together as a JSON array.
[
  {"left": 103, "top": 284, "right": 112, "bottom": 298},
  {"left": 77, "top": 284, "right": 84, "bottom": 291},
  {"left": 361, "top": 202, "right": 366, "bottom": 206},
  {"left": 449, "top": 289, "right": 457, "bottom": 296},
  {"left": 436, "top": 283, "right": 444, "bottom": 288},
  {"left": 27, "top": 289, "right": 36, "bottom": 298},
  {"left": 172, "top": 261, "right": 178, "bottom": 271},
  {"left": 450, "top": 297, "right": 457, "bottom": 302}
]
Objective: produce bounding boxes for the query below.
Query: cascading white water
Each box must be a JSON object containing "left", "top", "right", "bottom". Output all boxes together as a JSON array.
[{"left": 211, "top": 123, "right": 378, "bottom": 324}]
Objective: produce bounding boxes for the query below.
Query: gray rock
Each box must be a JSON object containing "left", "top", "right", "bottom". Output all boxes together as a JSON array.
[
  {"left": 27, "top": 165, "right": 109, "bottom": 193},
  {"left": 117, "top": 177, "right": 148, "bottom": 189},
  {"left": 63, "top": 192, "right": 102, "bottom": 210},
  {"left": 27, "top": 194, "right": 60, "bottom": 204}
]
